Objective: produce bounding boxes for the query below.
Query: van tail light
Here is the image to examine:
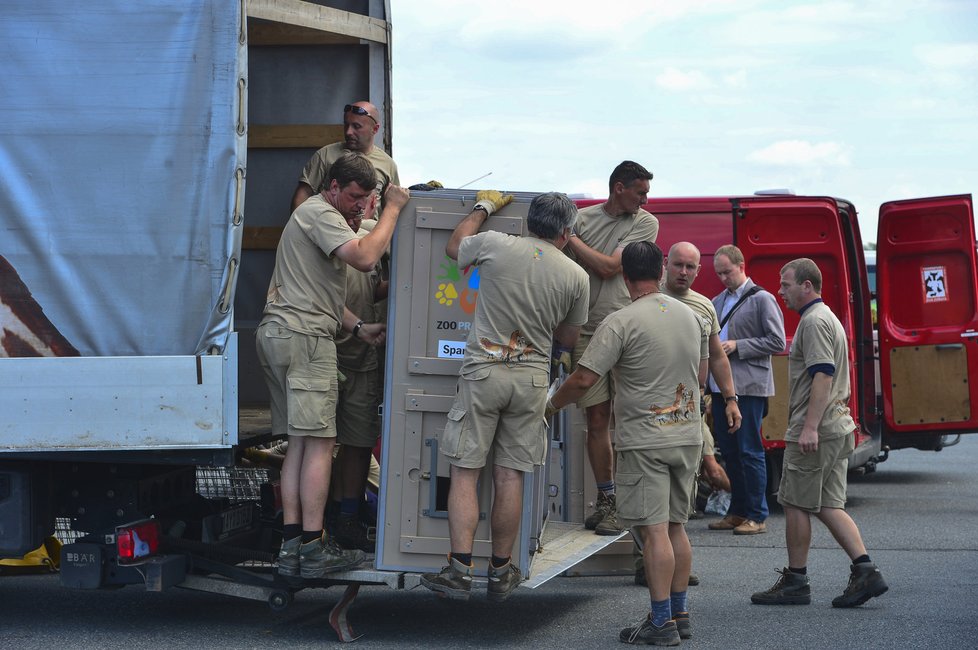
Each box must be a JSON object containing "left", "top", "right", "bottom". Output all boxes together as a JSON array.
[{"left": 116, "top": 519, "right": 161, "bottom": 564}]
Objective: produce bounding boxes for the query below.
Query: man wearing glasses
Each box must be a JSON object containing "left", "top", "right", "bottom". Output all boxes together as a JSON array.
[{"left": 290, "top": 101, "right": 400, "bottom": 215}]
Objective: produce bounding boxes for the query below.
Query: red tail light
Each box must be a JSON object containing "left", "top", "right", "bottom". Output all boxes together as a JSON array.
[{"left": 116, "top": 519, "right": 161, "bottom": 564}]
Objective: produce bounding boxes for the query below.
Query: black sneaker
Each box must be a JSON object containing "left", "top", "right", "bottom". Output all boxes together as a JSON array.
[
  {"left": 299, "top": 533, "right": 365, "bottom": 579},
  {"left": 332, "top": 514, "right": 376, "bottom": 553},
  {"left": 672, "top": 612, "right": 692, "bottom": 640},
  {"left": 420, "top": 556, "right": 473, "bottom": 600},
  {"left": 619, "top": 614, "right": 681, "bottom": 646},
  {"left": 832, "top": 562, "right": 888, "bottom": 608},
  {"left": 751, "top": 568, "right": 811, "bottom": 605},
  {"left": 487, "top": 561, "right": 522, "bottom": 602}
]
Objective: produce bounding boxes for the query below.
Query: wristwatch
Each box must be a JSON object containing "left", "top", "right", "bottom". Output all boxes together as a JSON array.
[
  {"left": 352, "top": 320, "right": 364, "bottom": 338},
  {"left": 724, "top": 395, "right": 739, "bottom": 403}
]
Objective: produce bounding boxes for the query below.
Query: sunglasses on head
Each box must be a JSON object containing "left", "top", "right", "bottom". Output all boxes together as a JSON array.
[{"left": 344, "top": 104, "right": 377, "bottom": 124}]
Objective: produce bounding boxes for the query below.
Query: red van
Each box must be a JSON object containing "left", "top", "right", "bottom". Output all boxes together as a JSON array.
[{"left": 577, "top": 193, "right": 977, "bottom": 489}]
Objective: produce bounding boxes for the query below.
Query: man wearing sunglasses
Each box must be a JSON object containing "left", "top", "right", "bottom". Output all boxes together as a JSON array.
[{"left": 291, "top": 101, "right": 400, "bottom": 216}]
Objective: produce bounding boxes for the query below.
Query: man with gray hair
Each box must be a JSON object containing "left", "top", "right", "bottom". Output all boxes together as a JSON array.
[
  {"left": 752, "top": 258, "right": 887, "bottom": 608},
  {"left": 420, "top": 191, "right": 589, "bottom": 603}
]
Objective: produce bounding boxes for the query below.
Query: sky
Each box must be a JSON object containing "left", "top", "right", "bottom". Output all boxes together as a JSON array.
[{"left": 389, "top": 0, "right": 977, "bottom": 244}]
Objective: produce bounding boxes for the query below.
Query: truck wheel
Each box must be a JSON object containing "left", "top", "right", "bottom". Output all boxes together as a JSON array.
[
  {"left": 268, "top": 590, "right": 292, "bottom": 612},
  {"left": 766, "top": 448, "right": 784, "bottom": 500}
]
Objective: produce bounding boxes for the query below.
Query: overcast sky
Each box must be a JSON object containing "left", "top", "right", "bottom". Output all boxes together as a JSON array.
[{"left": 389, "top": 0, "right": 977, "bottom": 243}]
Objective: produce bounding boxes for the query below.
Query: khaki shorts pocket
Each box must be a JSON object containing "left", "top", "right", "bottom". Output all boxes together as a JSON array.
[
  {"left": 287, "top": 376, "right": 333, "bottom": 433},
  {"left": 616, "top": 472, "right": 647, "bottom": 521},
  {"left": 262, "top": 325, "right": 293, "bottom": 339},
  {"left": 780, "top": 461, "right": 823, "bottom": 511},
  {"left": 440, "top": 407, "right": 468, "bottom": 458}
]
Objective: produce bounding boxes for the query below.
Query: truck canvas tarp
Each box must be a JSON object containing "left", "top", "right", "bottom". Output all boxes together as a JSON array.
[{"left": 0, "top": 0, "right": 246, "bottom": 452}]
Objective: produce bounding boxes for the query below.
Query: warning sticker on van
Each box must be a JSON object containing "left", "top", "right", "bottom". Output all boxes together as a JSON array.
[{"left": 923, "top": 266, "right": 948, "bottom": 302}]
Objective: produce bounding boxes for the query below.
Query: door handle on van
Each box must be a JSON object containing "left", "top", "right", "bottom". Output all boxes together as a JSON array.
[{"left": 937, "top": 343, "right": 964, "bottom": 350}]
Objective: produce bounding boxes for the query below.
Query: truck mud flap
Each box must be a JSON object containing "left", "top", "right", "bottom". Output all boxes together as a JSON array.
[{"left": 523, "top": 521, "right": 629, "bottom": 589}]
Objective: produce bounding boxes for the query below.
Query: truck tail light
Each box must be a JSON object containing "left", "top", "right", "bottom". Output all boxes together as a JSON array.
[{"left": 116, "top": 519, "right": 161, "bottom": 564}]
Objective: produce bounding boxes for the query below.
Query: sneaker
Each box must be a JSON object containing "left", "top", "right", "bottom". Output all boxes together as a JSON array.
[
  {"left": 585, "top": 492, "right": 614, "bottom": 530},
  {"left": 733, "top": 520, "right": 767, "bottom": 535},
  {"left": 487, "top": 561, "right": 522, "bottom": 602},
  {"left": 595, "top": 497, "right": 624, "bottom": 535},
  {"left": 332, "top": 514, "right": 376, "bottom": 553},
  {"left": 708, "top": 514, "right": 746, "bottom": 530},
  {"left": 420, "top": 556, "right": 473, "bottom": 600},
  {"left": 751, "top": 568, "right": 811, "bottom": 605},
  {"left": 276, "top": 536, "right": 300, "bottom": 578},
  {"left": 832, "top": 562, "right": 888, "bottom": 608},
  {"left": 672, "top": 612, "right": 692, "bottom": 640},
  {"left": 299, "top": 533, "right": 365, "bottom": 579},
  {"left": 619, "top": 614, "right": 681, "bottom": 646}
]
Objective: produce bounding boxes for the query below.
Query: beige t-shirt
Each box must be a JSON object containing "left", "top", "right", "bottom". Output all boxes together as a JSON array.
[
  {"left": 299, "top": 142, "right": 400, "bottom": 218},
  {"left": 260, "top": 194, "right": 356, "bottom": 338},
  {"left": 572, "top": 204, "right": 659, "bottom": 334},
  {"left": 457, "top": 231, "right": 589, "bottom": 374},
  {"left": 579, "top": 293, "right": 707, "bottom": 451},
  {"left": 785, "top": 301, "right": 856, "bottom": 442},
  {"left": 662, "top": 287, "right": 720, "bottom": 337},
  {"left": 336, "top": 229, "right": 382, "bottom": 371}
]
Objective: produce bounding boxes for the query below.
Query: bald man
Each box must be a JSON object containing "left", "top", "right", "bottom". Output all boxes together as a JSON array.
[
  {"left": 663, "top": 242, "right": 741, "bottom": 486},
  {"left": 291, "top": 100, "right": 401, "bottom": 215}
]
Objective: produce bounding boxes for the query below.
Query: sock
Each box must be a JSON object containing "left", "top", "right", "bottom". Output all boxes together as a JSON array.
[
  {"left": 670, "top": 590, "right": 688, "bottom": 616},
  {"left": 853, "top": 554, "right": 871, "bottom": 565},
  {"left": 301, "top": 529, "right": 321, "bottom": 544},
  {"left": 283, "top": 524, "right": 301, "bottom": 542},
  {"left": 340, "top": 497, "right": 360, "bottom": 517},
  {"left": 451, "top": 552, "right": 472, "bottom": 566},
  {"left": 491, "top": 555, "right": 510, "bottom": 569},
  {"left": 597, "top": 480, "right": 615, "bottom": 497},
  {"left": 650, "top": 598, "right": 672, "bottom": 627},
  {"left": 788, "top": 566, "right": 807, "bottom": 575}
]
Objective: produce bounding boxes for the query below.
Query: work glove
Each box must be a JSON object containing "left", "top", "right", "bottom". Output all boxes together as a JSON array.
[
  {"left": 474, "top": 190, "right": 513, "bottom": 216},
  {"left": 551, "top": 345, "right": 572, "bottom": 375}
]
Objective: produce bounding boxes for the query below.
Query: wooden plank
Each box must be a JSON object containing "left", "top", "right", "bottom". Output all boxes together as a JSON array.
[
  {"left": 248, "top": 19, "right": 359, "bottom": 45},
  {"left": 247, "top": 0, "right": 388, "bottom": 44},
  {"left": 243, "top": 226, "right": 283, "bottom": 250},
  {"left": 890, "top": 344, "right": 971, "bottom": 425},
  {"left": 248, "top": 124, "right": 343, "bottom": 149}
]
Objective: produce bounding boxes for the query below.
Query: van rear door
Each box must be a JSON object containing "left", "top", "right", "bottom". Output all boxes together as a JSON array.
[{"left": 876, "top": 195, "right": 978, "bottom": 442}]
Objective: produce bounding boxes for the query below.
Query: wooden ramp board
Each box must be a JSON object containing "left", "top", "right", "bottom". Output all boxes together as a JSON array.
[{"left": 522, "top": 521, "right": 629, "bottom": 589}]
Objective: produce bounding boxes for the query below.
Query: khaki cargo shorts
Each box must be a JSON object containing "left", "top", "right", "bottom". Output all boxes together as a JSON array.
[
  {"left": 440, "top": 365, "right": 549, "bottom": 473},
  {"left": 571, "top": 331, "right": 614, "bottom": 408},
  {"left": 256, "top": 322, "right": 338, "bottom": 438},
  {"left": 336, "top": 366, "right": 381, "bottom": 447},
  {"left": 777, "top": 433, "right": 854, "bottom": 512},
  {"left": 616, "top": 445, "right": 701, "bottom": 527}
]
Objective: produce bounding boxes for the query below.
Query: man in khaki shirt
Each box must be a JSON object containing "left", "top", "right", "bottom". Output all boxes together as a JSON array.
[
  {"left": 290, "top": 101, "right": 400, "bottom": 215},
  {"left": 549, "top": 241, "right": 706, "bottom": 645},
  {"left": 258, "top": 152, "right": 408, "bottom": 581},
  {"left": 752, "top": 258, "right": 887, "bottom": 608},
  {"left": 420, "top": 191, "right": 588, "bottom": 603},
  {"left": 664, "top": 242, "right": 742, "bottom": 485},
  {"left": 564, "top": 161, "right": 659, "bottom": 535}
]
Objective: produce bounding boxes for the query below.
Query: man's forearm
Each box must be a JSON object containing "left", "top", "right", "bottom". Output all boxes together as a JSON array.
[{"left": 446, "top": 209, "right": 488, "bottom": 260}]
